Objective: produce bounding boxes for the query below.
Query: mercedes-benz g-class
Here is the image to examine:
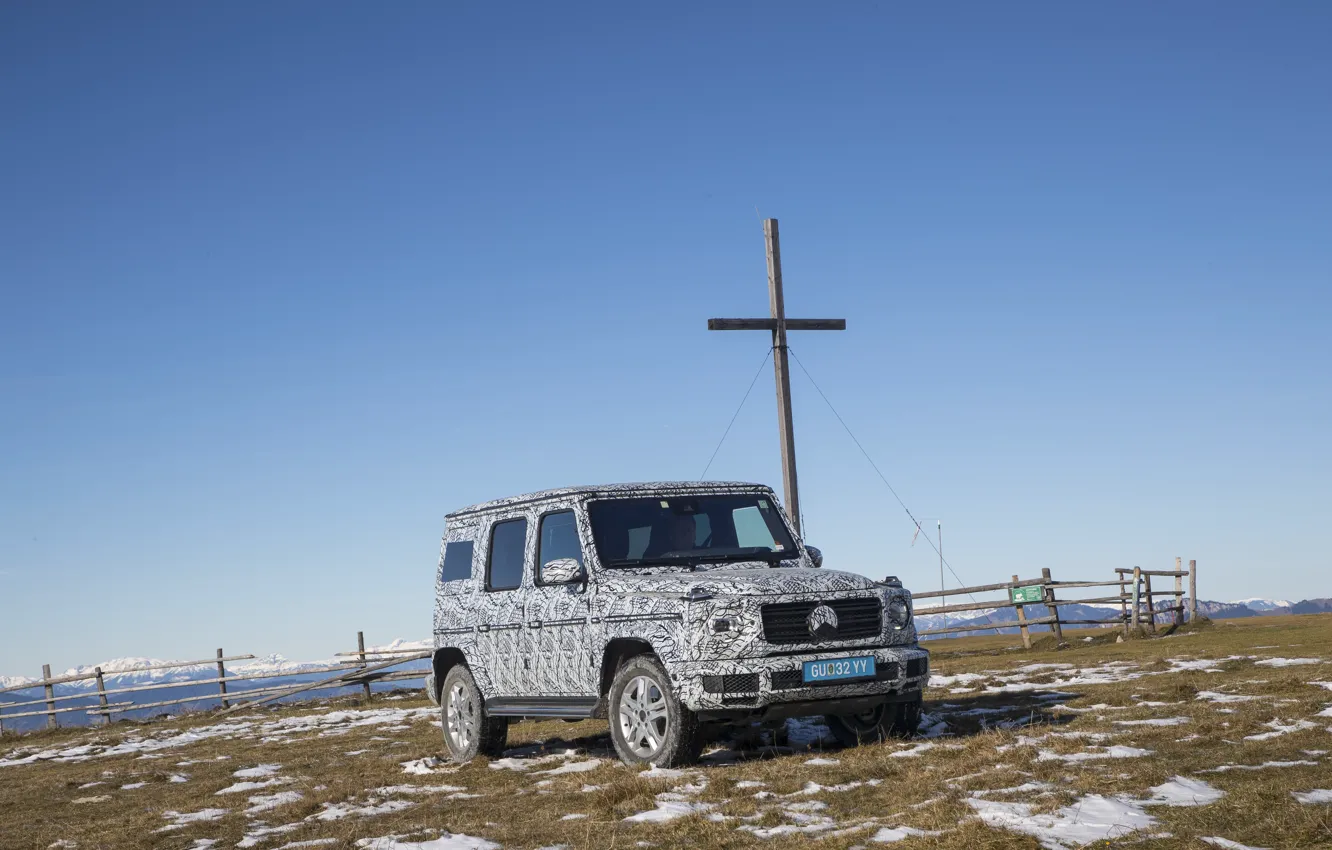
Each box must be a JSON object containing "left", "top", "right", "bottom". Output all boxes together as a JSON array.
[{"left": 425, "top": 482, "right": 928, "bottom": 766}]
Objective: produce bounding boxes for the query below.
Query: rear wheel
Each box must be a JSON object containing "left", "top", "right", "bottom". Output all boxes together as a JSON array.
[
  {"left": 440, "top": 665, "right": 508, "bottom": 763},
  {"left": 825, "top": 698, "right": 921, "bottom": 747},
  {"left": 607, "top": 655, "right": 703, "bottom": 767}
]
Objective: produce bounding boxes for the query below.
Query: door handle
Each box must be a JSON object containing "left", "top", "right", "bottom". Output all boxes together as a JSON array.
[
  {"left": 528, "top": 621, "right": 543, "bottom": 629},
  {"left": 477, "top": 624, "right": 490, "bottom": 632}
]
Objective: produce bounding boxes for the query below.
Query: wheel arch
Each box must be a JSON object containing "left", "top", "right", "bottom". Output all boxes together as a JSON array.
[
  {"left": 599, "top": 637, "right": 656, "bottom": 697},
  {"left": 430, "top": 647, "right": 468, "bottom": 702}
]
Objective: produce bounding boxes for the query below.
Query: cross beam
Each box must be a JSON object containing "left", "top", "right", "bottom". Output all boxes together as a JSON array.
[{"left": 707, "top": 219, "right": 845, "bottom": 536}]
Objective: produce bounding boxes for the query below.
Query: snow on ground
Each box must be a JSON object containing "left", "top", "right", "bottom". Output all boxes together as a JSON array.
[
  {"left": 0, "top": 706, "right": 438, "bottom": 768},
  {"left": 1201, "top": 838, "right": 1270, "bottom": 850},
  {"left": 355, "top": 834, "right": 499, "bottom": 850},
  {"left": 245, "top": 790, "right": 304, "bottom": 815},
  {"left": 1242, "top": 719, "right": 1318, "bottom": 742},
  {"left": 1292, "top": 789, "right": 1332, "bottom": 804},
  {"left": 1253, "top": 657, "right": 1323, "bottom": 667},
  {"left": 967, "top": 794, "right": 1157, "bottom": 848},
  {"left": 155, "top": 808, "right": 229, "bottom": 833},
  {"left": 1114, "top": 717, "right": 1190, "bottom": 727}
]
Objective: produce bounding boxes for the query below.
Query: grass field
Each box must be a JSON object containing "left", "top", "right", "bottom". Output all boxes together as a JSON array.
[{"left": 2, "top": 615, "right": 1330, "bottom": 850}]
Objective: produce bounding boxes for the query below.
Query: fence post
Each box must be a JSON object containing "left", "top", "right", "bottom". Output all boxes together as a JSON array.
[
  {"left": 95, "top": 667, "right": 110, "bottom": 725},
  {"left": 42, "top": 664, "right": 57, "bottom": 730},
  {"left": 1118, "top": 571, "right": 1130, "bottom": 635},
  {"left": 357, "top": 631, "right": 372, "bottom": 703},
  {"left": 1144, "top": 574, "right": 1157, "bottom": 633},
  {"left": 1174, "top": 557, "right": 1184, "bottom": 625},
  {"left": 216, "top": 649, "right": 230, "bottom": 710},
  {"left": 1188, "top": 559, "right": 1197, "bottom": 622},
  {"left": 1130, "top": 567, "right": 1142, "bottom": 631},
  {"left": 1041, "top": 567, "right": 1065, "bottom": 646},
  {"left": 1010, "top": 576, "right": 1032, "bottom": 650}
]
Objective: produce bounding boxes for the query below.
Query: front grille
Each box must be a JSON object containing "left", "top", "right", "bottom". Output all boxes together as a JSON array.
[
  {"left": 702, "top": 673, "right": 760, "bottom": 694},
  {"left": 906, "top": 657, "right": 928, "bottom": 678},
  {"left": 761, "top": 597, "right": 883, "bottom": 644},
  {"left": 770, "top": 662, "right": 899, "bottom": 691}
]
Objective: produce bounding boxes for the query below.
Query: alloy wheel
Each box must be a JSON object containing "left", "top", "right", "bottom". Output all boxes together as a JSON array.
[{"left": 617, "top": 674, "right": 669, "bottom": 758}]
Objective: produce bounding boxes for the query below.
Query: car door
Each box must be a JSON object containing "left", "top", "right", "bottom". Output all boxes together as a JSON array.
[
  {"left": 527, "top": 507, "right": 597, "bottom": 696},
  {"left": 473, "top": 513, "right": 530, "bottom": 697}
]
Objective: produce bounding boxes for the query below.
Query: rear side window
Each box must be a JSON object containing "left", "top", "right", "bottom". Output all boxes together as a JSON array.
[
  {"left": 487, "top": 518, "right": 528, "bottom": 591},
  {"left": 439, "top": 540, "right": 475, "bottom": 583}
]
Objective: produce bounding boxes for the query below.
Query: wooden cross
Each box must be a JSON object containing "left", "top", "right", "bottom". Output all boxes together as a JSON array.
[{"left": 707, "top": 219, "right": 845, "bottom": 536}]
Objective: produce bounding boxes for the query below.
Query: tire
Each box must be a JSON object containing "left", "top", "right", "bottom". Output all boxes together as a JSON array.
[
  {"left": 440, "top": 665, "right": 508, "bottom": 763},
  {"left": 825, "top": 697, "right": 921, "bottom": 748},
  {"left": 607, "top": 655, "right": 703, "bottom": 767}
]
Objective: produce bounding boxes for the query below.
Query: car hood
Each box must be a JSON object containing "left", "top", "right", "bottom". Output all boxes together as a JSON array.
[{"left": 597, "top": 566, "right": 880, "bottom": 598}]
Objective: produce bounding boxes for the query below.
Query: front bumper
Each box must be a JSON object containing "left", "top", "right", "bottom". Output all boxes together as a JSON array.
[{"left": 669, "top": 645, "right": 929, "bottom": 718}]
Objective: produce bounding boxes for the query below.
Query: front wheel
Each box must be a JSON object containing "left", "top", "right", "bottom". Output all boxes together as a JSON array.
[
  {"left": 440, "top": 665, "right": 508, "bottom": 763},
  {"left": 825, "top": 698, "right": 921, "bottom": 747},
  {"left": 607, "top": 655, "right": 703, "bottom": 767}
]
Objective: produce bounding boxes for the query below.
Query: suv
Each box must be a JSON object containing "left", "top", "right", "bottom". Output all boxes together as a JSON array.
[{"left": 425, "top": 482, "right": 928, "bottom": 766}]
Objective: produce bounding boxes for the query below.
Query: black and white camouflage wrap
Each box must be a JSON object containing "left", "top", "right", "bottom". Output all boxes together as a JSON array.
[{"left": 431, "top": 482, "right": 928, "bottom": 714}]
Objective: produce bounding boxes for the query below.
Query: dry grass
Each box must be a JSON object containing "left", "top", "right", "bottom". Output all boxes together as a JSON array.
[{"left": 2, "top": 615, "right": 1330, "bottom": 849}]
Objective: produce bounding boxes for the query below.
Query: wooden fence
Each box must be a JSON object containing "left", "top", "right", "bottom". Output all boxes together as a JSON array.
[
  {"left": 0, "top": 632, "right": 429, "bottom": 735},
  {"left": 914, "top": 559, "right": 1198, "bottom": 649}
]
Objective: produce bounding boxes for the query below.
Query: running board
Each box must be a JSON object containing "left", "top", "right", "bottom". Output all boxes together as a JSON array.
[{"left": 485, "top": 697, "right": 600, "bottom": 718}]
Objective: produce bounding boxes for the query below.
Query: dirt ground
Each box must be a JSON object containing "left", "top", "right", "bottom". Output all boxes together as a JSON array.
[{"left": 2, "top": 615, "right": 1329, "bottom": 850}]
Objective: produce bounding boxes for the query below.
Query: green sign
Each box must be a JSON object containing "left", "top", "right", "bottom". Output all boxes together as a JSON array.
[{"left": 1010, "top": 586, "right": 1043, "bottom": 604}]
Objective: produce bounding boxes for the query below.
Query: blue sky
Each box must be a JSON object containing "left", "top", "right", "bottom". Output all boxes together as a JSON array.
[{"left": 2, "top": 3, "right": 1329, "bottom": 675}]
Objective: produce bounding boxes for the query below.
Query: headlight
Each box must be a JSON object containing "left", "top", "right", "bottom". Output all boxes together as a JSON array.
[{"left": 886, "top": 597, "right": 912, "bottom": 629}]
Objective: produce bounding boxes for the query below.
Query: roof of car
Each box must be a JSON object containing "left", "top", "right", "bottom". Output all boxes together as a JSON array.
[{"left": 445, "top": 481, "right": 775, "bottom": 519}]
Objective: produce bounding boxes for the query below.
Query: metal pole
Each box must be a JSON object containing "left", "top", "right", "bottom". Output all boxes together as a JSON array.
[
  {"left": 764, "top": 219, "right": 801, "bottom": 537},
  {"left": 938, "top": 521, "right": 945, "bottom": 632}
]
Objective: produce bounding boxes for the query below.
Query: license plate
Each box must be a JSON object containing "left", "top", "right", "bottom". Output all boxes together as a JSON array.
[{"left": 803, "top": 656, "right": 876, "bottom": 683}]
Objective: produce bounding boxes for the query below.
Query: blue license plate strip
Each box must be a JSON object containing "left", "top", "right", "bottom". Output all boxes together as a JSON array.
[{"left": 803, "top": 656, "right": 876, "bottom": 683}]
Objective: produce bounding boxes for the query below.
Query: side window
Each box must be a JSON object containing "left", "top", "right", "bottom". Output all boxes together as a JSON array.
[
  {"left": 487, "top": 518, "right": 528, "bottom": 591},
  {"left": 538, "top": 511, "right": 583, "bottom": 582},
  {"left": 439, "top": 540, "right": 475, "bottom": 582},
  {"left": 733, "top": 506, "right": 779, "bottom": 549}
]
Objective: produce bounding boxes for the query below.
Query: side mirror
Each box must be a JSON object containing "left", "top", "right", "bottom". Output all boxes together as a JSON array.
[
  {"left": 806, "top": 546, "right": 824, "bottom": 568},
  {"left": 541, "top": 558, "right": 585, "bottom": 585}
]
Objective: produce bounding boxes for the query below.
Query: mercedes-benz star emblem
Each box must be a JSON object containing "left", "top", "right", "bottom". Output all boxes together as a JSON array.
[{"left": 806, "top": 603, "right": 840, "bottom": 639}]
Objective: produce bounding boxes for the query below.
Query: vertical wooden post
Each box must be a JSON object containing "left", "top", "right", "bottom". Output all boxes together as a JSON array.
[
  {"left": 1188, "top": 559, "right": 1197, "bottom": 622},
  {"left": 1130, "top": 567, "right": 1142, "bottom": 631},
  {"left": 42, "top": 664, "right": 57, "bottom": 730},
  {"left": 216, "top": 648, "right": 230, "bottom": 709},
  {"left": 1118, "top": 572, "right": 1130, "bottom": 635},
  {"left": 357, "top": 631, "right": 372, "bottom": 703},
  {"left": 1144, "top": 574, "right": 1158, "bottom": 633},
  {"left": 1174, "top": 557, "right": 1184, "bottom": 625},
  {"left": 95, "top": 667, "right": 110, "bottom": 725},
  {"left": 1011, "top": 576, "right": 1032, "bottom": 650},
  {"left": 1041, "top": 568, "right": 1065, "bottom": 645},
  {"left": 764, "top": 219, "right": 801, "bottom": 536}
]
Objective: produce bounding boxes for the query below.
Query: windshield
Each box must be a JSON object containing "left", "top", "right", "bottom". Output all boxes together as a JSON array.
[{"left": 588, "top": 493, "right": 798, "bottom": 568}]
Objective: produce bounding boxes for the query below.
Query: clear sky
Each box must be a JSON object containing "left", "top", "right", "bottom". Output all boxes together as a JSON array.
[{"left": 2, "top": 3, "right": 1329, "bottom": 675}]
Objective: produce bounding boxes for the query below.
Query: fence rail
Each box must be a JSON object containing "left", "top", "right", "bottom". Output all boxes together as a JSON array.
[
  {"left": 914, "top": 559, "right": 1198, "bottom": 648},
  {"left": 0, "top": 631, "right": 430, "bottom": 734}
]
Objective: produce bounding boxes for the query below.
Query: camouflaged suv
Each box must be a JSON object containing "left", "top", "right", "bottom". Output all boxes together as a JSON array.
[{"left": 425, "top": 482, "right": 928, "bottom": 766}]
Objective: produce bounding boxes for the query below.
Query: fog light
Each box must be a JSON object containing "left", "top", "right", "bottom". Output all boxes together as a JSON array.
[{"left": 711, "top": 618, "right": 733, "bottom": 633}]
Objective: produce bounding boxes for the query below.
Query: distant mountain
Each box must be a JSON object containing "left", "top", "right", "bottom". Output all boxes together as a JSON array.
[{"left": 1230, "top": 597, "right": 1294, "bottom": 611}]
